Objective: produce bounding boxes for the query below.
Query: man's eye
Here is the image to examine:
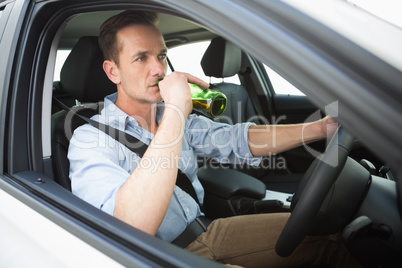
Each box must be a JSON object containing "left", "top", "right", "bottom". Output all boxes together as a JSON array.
[
  {"left": 136, "top": 57, "right": 145, "bottom": 62},
  {"left": 159, "top": 54, "right": 167, "bottom": 60}
]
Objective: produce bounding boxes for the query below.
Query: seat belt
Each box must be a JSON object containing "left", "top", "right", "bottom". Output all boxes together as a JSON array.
[{"left": 55, "top": 98, "right": 201, "bottom": 206}]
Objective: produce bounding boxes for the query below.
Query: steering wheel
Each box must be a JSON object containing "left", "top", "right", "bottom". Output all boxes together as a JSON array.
[{"left": 275, "top": 126, "right": 355, "bottom": 257}]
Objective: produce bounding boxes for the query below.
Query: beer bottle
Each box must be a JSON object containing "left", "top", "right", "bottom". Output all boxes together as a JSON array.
[{"left": 157, "top": 79, "right": 227, "bottom": 118}]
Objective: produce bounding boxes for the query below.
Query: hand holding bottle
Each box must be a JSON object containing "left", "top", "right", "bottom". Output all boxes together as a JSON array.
[{"left": 157, "top": 72, "right": 195, "bottom": 117}]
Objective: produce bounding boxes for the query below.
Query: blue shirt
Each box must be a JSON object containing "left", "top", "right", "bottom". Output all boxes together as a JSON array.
[{"left": 68, "top": 92, "right": 261, "bottom": 242}]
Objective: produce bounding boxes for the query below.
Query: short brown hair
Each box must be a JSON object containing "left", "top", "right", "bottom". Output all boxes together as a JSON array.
[{"left": 99, "top": 10, "right": 159, "bottom": 65}]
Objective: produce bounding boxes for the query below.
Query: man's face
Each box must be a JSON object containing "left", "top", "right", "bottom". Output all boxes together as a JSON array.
[{"left": 114, "top": 24, "right": 167, "bottom": 104}]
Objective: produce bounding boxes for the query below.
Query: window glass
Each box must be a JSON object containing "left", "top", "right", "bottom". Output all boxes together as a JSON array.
[
  {"left": 167, "top": 41, "right": 240, "bottom": 84},
  {"left": 54, "top": 50, "right": 70, "bottom": 81},
  {"left": 263, "top": 65, "right": 305, "bottom": 96}
]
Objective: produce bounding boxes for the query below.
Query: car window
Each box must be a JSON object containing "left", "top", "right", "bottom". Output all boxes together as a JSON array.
[
  {"left": 167, "top": 41, "right": 240, "bottom": 84},
  {"left": 54, "top": 50, "right": 70, "bottom": 81},
  {"left": 263, "top": 65, "right": 305, "bottom": 96}
]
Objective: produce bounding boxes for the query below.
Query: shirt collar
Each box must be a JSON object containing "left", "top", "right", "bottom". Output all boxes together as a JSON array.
[{"left": 102, "top": 92, "right": 165, "bottom": 132}]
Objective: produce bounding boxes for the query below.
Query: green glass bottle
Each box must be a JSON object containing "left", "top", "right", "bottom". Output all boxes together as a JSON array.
[
  {"left": 188, "top": 83, "right": 227, "bottom": 117},
  {"left": 157, "top": 79, "right": 227, "bottom": 118}
]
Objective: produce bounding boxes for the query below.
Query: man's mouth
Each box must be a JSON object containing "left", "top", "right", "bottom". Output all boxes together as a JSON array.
[{"left": 151, "top": 78, "right": 163, "bottom": 89}]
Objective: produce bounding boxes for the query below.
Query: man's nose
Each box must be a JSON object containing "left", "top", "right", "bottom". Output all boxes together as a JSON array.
[{"left": 151, "top": 57, "right": 166, "bottom": 76}]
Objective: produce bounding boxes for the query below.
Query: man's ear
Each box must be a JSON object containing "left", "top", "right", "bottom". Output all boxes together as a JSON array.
[{"left": 103, "top": 60, "right": 120, "bottom": 84}]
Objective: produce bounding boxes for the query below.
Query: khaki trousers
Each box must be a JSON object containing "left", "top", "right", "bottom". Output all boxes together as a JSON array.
[{"left": 185, "top": 213, "right": 361, "bottom": 268}]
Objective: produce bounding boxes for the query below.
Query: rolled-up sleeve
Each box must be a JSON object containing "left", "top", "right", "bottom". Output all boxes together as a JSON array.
[{"left": 185, "top": 114, "right": 262, "bottom": 166}]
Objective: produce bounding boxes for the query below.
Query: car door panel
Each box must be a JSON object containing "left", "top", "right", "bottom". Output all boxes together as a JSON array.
[{"left": 273, "top": 94, "right": 318, "bottom": 124}]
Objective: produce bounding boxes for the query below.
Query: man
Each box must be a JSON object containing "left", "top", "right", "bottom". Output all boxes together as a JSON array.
[{"left": 68, "top": 10, "right": 360, "bottom": 267}]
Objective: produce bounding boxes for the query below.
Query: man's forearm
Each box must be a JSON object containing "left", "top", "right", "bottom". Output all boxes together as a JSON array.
[
  {"left": 248, "top": 119, "right": 328, "bottom": 157},
  {"left": 114, "top": 107, "right": 186, "bottom": 235}
]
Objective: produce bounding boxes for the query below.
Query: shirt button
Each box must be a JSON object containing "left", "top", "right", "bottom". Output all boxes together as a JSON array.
[{"left": 186, "top": 208, "right": 190, "bottom": 213}]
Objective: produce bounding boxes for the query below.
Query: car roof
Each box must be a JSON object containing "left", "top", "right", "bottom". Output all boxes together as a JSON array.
[{"left": 59, "top": 10, "right": 215, "bottom": 49}]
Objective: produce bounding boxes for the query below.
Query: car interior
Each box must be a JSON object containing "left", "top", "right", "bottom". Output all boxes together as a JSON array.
[
  {"left": 50, "top": 10, "right": 312, "bottom": 218},
  {"left": 24, "top": 5, "right": 398, "bottom": 266},
  {"left": 50, "top": 8, "right": 386, "bottom": 209}
]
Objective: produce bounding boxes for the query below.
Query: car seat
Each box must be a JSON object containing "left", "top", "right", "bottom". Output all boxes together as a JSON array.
[
  {"left": 51, "top": 36, "right": 116, "bottom": 191},
  {"left": 201, "top": 36, "right": 258, "bottom": 124}
]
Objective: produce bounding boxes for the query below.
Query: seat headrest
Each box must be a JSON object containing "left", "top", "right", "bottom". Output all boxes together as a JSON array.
[
  {"left": 201, "top": 37, "right": 242, "bottom": 78},
  {"left": 60, "top": 36, "right": 116, "bottom": 103}
]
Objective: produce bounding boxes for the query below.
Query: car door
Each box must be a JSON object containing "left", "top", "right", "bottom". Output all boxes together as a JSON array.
[
  {"left": 240, "top": 55, "right": 383, "bottom": 175},
  {"left": 233, "top": 50, "right": 324, "bottom": 175},
  {"left": 265, "top": 65, "right": 322, "bottom": 174}
]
